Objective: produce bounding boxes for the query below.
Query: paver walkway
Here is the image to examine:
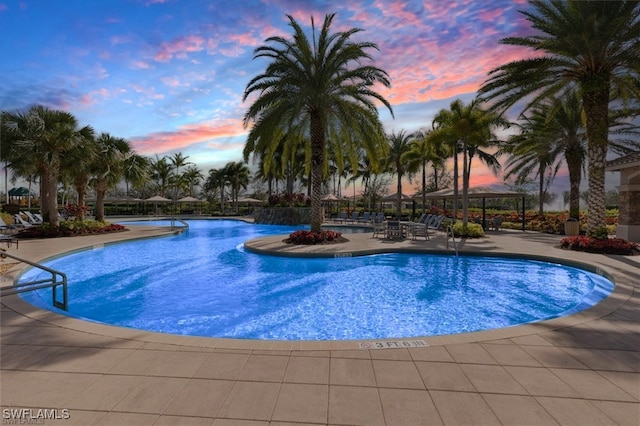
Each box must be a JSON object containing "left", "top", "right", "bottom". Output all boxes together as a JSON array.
[{"left": 1, "top": 220, "right": 638, "bottom": 425}]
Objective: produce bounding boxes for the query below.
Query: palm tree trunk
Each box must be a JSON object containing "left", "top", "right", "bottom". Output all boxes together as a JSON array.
[
  {"left": 95, "top": 185, "right": 107, "bottom": 222},
  {"left": 452, "top": 147, "right": 459, "bottom": 220},
  {"left": 396, "top": 170, "right": 402, "bottom": 219},
  {"left": 310, "top": 114, "right": 325, "bottom": 232},
  {"left": 566, "top": 150, "right": 582, "bottom": 220},
  {"left": 41, "top": 169, "right": 59, "bottom": 227},
  {"left": 582, "top": 85, "right": 610, "bottom": 237},
  {"left": 462, "top": 142, "right": 469, "bottom": 227},
  {"left": 421, "top": 159, "right": 426, "bottom": 214},
  {"left": 538, "top": 165, "right": 545, "bottom": 216}
]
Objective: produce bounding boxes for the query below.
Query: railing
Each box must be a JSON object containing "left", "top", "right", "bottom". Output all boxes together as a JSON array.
[
  {"left": 0, "top": 251, "right": 68, "bottom": 310},
  {"left": 446, "top": 225, "right": 459, "bottom": 257}
]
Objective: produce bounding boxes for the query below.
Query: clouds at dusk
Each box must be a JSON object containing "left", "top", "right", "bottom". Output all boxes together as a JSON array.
[{"left": 1, "top": 0, "right": 541, "bottom": 187}]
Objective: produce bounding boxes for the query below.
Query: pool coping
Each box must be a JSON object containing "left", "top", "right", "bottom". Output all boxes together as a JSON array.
[{"left": 1, "top": 221, "right": 636, "bottom": 351}]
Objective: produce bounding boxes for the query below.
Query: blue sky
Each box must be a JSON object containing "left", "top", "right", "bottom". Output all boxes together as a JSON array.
[{"left": 3, "top": 0, "right": 565, "bottom": 191}]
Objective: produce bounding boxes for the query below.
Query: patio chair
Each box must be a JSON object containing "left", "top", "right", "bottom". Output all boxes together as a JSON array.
[
  {"left": 0, "top": 234, "right": 18, "bottom": 249},
  {"left": 0, "top": 217, "right": 20, "bottom": 233},
  {"left": 13, "top": 214, "right": 33, "bottom": 228},
  {"left": 23, "top": 211, "right": 42, "bottom": 224},
  {"left": 357, "top": 212, "right": 371, "bottom": 223},
  {"left": 386, "top": 220, "right": 404, "bottom": 240},
  {"left": 489, "top": 216, "right": 503, "bottom": 231},
  {"left": 427, "top": 215, "right": 445, "bottom": 233},
  {"left": 333, "top": 212, "right": 347, "bottom": 223},
  {"left": 372, "top": 213, "right": 386, "bottom": 238},
  {"left": 346, "top": 211, "right": 360, "bottom": 223}
]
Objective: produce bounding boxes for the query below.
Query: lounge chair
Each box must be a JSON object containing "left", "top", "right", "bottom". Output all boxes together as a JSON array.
[
  {"left": 357, "top": 212, "right": 371, "bottom": 223},
  {"left": 23, "top": 211, "right": 42, "bottom": 224},
  {"left": 386, "top": 220, "right": 404, "bottom": 240},
  {"left": 346, "top": 212, "right": 359, "bottom": 223},
  {"left": 0, "top": 217, "right": 20, "bottom": 233},
  {"left": 0, "top": 234, "right": 18, "bottom": 249},
  {"left": 13, "top": 214, "right": 33, "bottom": 228},
  {"left": 333, "top": 212, "right": 347, "bottom": 223},
  {"left": 427, "top": 215, "right": 445, "bottom": 233}
]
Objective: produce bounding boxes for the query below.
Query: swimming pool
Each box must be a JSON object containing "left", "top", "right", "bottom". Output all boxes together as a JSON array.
[{"left": 19, "top": 220, "right": 613, "bottom": 340}]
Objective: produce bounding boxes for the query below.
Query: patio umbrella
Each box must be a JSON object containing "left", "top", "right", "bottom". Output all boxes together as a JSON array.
[
  {"left": 144, "top": 195, "right": 172, "bottom": 203},
  {"left": 236, "top": 197, "right": 263, "bottom": 204},
  {"left": 177, "top": 196, "right": 204, "bottom": 203}
]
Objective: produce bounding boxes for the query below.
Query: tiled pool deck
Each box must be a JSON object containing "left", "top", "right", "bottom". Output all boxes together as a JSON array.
[{"left": 1, "top": 221, "right": 638, "bottom": 425}]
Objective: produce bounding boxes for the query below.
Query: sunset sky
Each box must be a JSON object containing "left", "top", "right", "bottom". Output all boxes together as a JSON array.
[{"left": 1, "top": 0, "right": 590, "bottom": 198}]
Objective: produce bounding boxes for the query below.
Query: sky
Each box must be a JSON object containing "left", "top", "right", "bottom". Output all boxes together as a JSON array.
[{"left": 1, "top": 0, "right": 599, "bottom": 202}]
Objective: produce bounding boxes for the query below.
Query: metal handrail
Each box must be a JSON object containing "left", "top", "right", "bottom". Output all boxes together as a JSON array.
[
  {"left": 0, "top": 251, "right": 68, "bottom": 310},
  {"left": 446, "top": 225, "right": 459, "bottom": 257}
]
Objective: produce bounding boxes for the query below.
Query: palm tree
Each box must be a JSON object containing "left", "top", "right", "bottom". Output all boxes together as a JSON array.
[
  {"left": 205, "top": 167, "right": 229, "bottom": 212},
  {"left": 479, "top": 0, "right": 640, "bottom": 236},
  {"left": 224, "top": 161, "right": 251, "bottom": 212},
  {"left": 502, "top": 103, "right": 566, "bottom": 216},
  {"left": 243, "top": 13, "right": 392, "bottom": 231},
  {"left": 432, "top": 99, "right": 507, "bottom": 226},
  {"left": 182, "top": 165, "right": 204, "bottom": 197},
  {"left": 61, "top": 126, "right": 97, "bottom": 219},
  {"left": 2, "top": 105, "right": 90, "bottom": 226},
  {"left": 122, "top": 154, "right": 151, "bottom": 198},
  {"left": 90, "top": 133, "right": 132, "bottom": 222},
  {"left": 149, "top": 155, "right": 173, "bottom": 197},
  {"left": 386, "top": 130, "right": 414, "bottom": 218}
]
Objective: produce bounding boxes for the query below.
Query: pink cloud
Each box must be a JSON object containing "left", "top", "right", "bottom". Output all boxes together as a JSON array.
[
  {"left": 155, "top": 34, "right": 205, "bottom": 62},
  {"left": 130, "top": 119, "right": 245, "bottom": 154}
]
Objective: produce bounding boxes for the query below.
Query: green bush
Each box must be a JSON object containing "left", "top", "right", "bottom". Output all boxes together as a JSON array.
[{"left": 451, "top": 222, "right": 484, "bottom": 238}]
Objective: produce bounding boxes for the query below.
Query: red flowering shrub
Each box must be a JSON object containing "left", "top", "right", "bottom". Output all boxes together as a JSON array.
[
  {"left": 285, "top": 230, "right": 345, "bottom": 245},
  {"left": 560, "top": 235, "right": 640, "bottom": 255}
]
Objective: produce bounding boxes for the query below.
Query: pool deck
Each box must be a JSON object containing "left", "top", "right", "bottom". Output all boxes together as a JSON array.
[{"left": 1, "top": 221, "right": 638, "bottom": 425}]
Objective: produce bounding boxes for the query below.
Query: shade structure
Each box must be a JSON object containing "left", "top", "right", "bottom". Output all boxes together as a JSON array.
[
  {"left": 321, "top": 194, "right": 343, "bottom": 201},
  {"left": 419, "top": 186, "right": 527, "bottom": 230},
  {"left": 144, "top": 195, "right": 172, "bottom": 203},
  {"left": 177, "top": 196, "right": 205, "bottom": 203},
  {"left": 236, "top": 197, "right": 263, "bottom": 204},
  {"left": 382, "top": 192, "right": 413, "bottom": 201},
  {"left": 8, "top": 187, "right": 30, "bottom": 197},
  {"left": 421, "top": 186, "right": 524, "bottom": 199}
]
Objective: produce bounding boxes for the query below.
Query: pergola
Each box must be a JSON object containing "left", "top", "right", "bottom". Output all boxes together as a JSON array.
[
  {"left": 421, "top": 186, "right": 528, "bottom": 230},
  {"left": 606, "top": 152, "right": 640, "bottom": 242}
]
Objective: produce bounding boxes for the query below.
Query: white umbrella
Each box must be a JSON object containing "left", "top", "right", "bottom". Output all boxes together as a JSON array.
[
  {"left": 178, "top": 196, "right": 205, "bottom": 203},
  {"left": 236, "top": 197, "right": 263, "bottom": 204},
  {"left": 144, "top": 195, "right": 172, "bottom": 203}
]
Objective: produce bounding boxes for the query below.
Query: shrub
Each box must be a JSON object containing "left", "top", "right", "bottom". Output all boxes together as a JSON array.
[
  {"left": 451, "top": 222, "right": 484, "bottom": 238},
  {"left": 285, "top": 230, "right": 344, "bottom": 245},
  {"left": 560, "top": 235, "right": 640, "bottom": 255},
  {"left": 16, "top": 221, "right": 126, "bottom": 239}
]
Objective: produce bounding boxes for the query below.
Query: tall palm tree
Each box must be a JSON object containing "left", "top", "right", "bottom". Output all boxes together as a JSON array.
[
  {"left": 386, "top": 130, "right": 414, "bottom": 218},
  {"left": 502, "top": 103, "right": 566, "bottom": 216},
  {"left": 224, "top": 161, "right": 251, "bottom": 212},
  {"left": 61, "top": 126, "right": 97, "bottom": 219},
  {"left": 432, "top": 99, "right": 507, "bottom": 226},
  {"left": 243, "top": 13, "right": 393, "bottom": 231},
  {"left": 205, "top": 167, "right": 229, "bottom": 212},
  {"left": 149, "top": 155, "right": 173, "bottom": 197},
  {"left": 122, "top": 154, "right": 151, "bottom": 198},
  {"left": 182, "top": 165, "right": 204, "bottom": 197},
  {"left": 90, "top": 133, "right": 132, "bottom": 221},
  {"left": 2, "top": 105, "right": 90, "bottom": 226},
  {"left": 479, "top": 0, "right": 640, "bottom": 236}
]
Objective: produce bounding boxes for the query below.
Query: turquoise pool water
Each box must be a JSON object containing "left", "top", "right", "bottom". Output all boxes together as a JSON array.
[{"left": 19, "top": 220, "right": 613, "bottom": 340}]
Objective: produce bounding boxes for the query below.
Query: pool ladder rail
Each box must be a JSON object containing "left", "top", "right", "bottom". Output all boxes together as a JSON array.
[
  {"left": 446, "top": 225, "right": 459, "bottom": 257},
  {"left": 0, "top": 250, "right": 68, "bottom": 311}
]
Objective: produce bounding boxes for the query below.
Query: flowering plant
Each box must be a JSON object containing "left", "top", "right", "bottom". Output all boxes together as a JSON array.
[
  {"left": 285, "top": 230, "right": 343, "bottom": 245},
  {"left": 560, "top": 235, "right": 639, "bottom": 255}
]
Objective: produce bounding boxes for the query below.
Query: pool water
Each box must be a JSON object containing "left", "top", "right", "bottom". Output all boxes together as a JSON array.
[{"left": 19, "top": 220, "right": 613, "bottom": 340}]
